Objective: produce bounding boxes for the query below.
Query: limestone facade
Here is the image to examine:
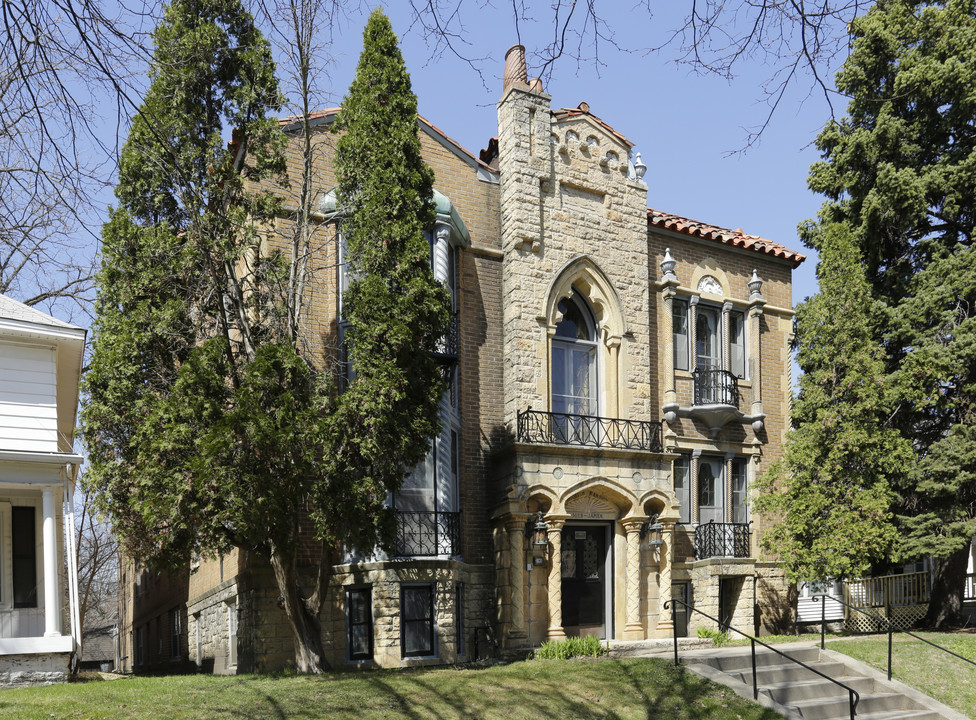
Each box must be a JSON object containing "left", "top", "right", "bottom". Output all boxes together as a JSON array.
[{"left": 120, "top": 51, "right": 804, "bottom": 673}]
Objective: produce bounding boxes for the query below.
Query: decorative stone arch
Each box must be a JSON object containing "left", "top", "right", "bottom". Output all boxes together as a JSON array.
[
  {"left": 690, "top": 257, "right": 732, "bottom": 300},
  {"left": 519, "top": 484, "right": 560, "bottom": 515},
  {"left": 543, "top": 255, "right": 627, "bottom": 341},
  {"left": 559, "top": 476, "right": 637, "bottom": 521},
  {"left": 541, "top": 256, "right": 629, "bottom": 418},
  {"left": 637, "top": 487, "right": 680, "bottom": 524}
]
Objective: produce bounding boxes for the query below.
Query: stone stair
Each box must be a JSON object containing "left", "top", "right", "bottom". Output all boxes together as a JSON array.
[{"left": 673, "top": 643, "right": 966, "bottom": 720}]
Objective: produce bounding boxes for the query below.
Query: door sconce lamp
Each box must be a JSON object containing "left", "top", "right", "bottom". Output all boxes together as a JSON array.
[
  {"left": 526, "top": 511, "right": 549, "bottom": 547},
  {"left": 641, "top": 514, "right": 664, "bottom": 549}
]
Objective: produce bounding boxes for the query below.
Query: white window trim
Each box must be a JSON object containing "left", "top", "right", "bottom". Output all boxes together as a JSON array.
[{"left": 0, "top": 501, "right": 11, "bottom": 611}]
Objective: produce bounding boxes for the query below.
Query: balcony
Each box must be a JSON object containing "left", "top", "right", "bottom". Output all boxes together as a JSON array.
[
  {"left": 517, "top": 408, "right": 664, "bottom": 452},
  {"left": 394, "top": 511, "right": 460, "bottom": 557},
  {"left": 693, "top": 521, "right": 752, "bottom": 560},
  {"left": 434, "top": 312, "right": 459, "bottom": 362},
  {"left": 689, "top": 368, "right": 742, "bottom": 434}
]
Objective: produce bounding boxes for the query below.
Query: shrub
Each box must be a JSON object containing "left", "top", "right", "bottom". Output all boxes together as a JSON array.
[
  {"left": 697, "top": 626, "right": 731, "bottom": 647},
  {"left": 535, "top": 635, "right": 608, "bottom": 659}
]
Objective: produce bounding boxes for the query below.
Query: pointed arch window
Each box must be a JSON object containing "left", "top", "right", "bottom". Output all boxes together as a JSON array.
[{"left": 551, "top": 292, "right": 598, "bottom": 417}]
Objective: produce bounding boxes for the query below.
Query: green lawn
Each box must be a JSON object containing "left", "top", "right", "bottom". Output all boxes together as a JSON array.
[
  {"left": 0, "top": 658, "right": 784, "bottom": 720},
  {"left": 828, "top": 631, "right": 976, "bottom": 719}
]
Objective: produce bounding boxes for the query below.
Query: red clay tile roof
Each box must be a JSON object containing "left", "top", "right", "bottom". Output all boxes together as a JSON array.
[
  {"left": 648, "top": 208, "right": 806, "bottom": 267},
  {"left": 552, "top": 103, "right": 634, "bottom": 149}
]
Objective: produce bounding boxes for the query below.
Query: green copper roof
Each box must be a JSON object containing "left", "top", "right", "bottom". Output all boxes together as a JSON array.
[{"left": 316, "top": 188, "right": 470, "bottom": 247}]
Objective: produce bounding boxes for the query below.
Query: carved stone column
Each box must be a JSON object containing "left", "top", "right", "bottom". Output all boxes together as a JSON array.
[
  {"left": 691, "top": 449, "right": 701, "bottom": 524},
  {"left": 506, "top": 516, "right": 529, "bottom": 641},
  {"left": 748, "top": 270, "right": 766, "bottom": 427},
  {"left": 722, "top": 301, "right": 733, "bottom": 374},
  {"left": 661, "top": 284, "right": 678, "bottom": 415},
  {"left": 688, "top": 295, "right": 700, "bottom": 374},
  {"left": 432, "top": 223, "right": 451, "bottom": 284},
  {"left": 545, "top": 516, "right": 567, "bottom": 639},
  {"left": 623, "top": 519, "right": 645, "bottom": 639},
  {"left": 655, "top": 521, "right": 676, "bottom": 634},
  {"left": 606, "top": 335, "right": 621, "bottom": 420}
]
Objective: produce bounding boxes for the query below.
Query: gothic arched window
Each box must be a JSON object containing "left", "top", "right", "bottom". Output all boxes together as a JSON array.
[{"left": 551, "top": 292, "right": 598, "bottom": 417}]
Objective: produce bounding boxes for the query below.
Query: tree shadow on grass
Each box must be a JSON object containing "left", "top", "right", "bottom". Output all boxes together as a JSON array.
[{"left": 612, "top": 658, "right": 785, "bottom": 720}]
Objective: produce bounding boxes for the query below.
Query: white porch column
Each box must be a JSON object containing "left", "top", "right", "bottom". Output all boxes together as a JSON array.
[{"left": 42, "top": 487, "right": 61, "bottom": 637}]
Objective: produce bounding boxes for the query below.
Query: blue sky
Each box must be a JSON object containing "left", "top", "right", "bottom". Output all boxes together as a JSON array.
[{"left": 298, "top": 3, "right": 844, "bottom": 310}]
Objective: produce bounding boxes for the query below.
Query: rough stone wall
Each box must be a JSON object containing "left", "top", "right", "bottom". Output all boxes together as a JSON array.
[
  {"left": 318, "top": 560, "right": 494, "bottom": 669},
  {"left": 0, "top": 652, "right": 71, "bottom": 688},
  {"left": 187, "top": 577, "right": 241, "bottom": 674},
  {"left": 496, "top": 86, "right": 652, "bottom": 428},
  {"left": 685, "top": 557, "right": 757, "bottom": 635}
]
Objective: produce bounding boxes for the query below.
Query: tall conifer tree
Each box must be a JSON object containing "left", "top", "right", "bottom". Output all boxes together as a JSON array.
[
  {"left": 756, "top": 224, "right": 911, "bottom": 582},
  {"left": 83, "top": 5, "right": 448, "bottom": 670},
  {"left": 785, "top": 0, "right": 976, "bottom": 624}
]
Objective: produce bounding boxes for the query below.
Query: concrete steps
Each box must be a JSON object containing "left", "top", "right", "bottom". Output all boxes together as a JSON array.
[{"left": 674, "top": 643, "right": 962, "bottom": 720}]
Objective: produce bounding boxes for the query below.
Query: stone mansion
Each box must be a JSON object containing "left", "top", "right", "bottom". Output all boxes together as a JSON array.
[{"left": 117, "top": 46, "right": 805, "bottom": 673}]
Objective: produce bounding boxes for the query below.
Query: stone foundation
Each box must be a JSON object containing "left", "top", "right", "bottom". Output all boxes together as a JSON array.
[{"left": 0, "top": 651, "right": 71, "bottom": 687}]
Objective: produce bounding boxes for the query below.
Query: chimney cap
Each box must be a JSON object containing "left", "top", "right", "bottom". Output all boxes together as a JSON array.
[{"left": 503, "top": 44, "right": 529, "bottom": 92}]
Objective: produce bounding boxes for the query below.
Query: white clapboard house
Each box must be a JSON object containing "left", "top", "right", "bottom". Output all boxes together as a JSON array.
[{"left": 0, "top": 294, "right": 84, "bottom": 685}]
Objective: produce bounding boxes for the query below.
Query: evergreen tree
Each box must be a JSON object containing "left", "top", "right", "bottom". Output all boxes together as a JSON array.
[
  {"left": 82, "top": 5, "right": 448, "bottom": 671},
  {"left": 801, "top": 0, "right": 976, "bottom": 624},
  {"left": 755, "top": 224, "right": 911, "bottom": 583}
]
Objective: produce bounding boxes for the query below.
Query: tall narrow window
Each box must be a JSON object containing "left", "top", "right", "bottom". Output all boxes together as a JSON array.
[
  {"left": 697, "top": 457, "right": 725, "bottom": 524},
  {"left": 730, "top": 310, "right": 746, "bottom": 379},
  {"left": 672, "top": 298, "right": 689, "bottom": 371},
  {"left": 551, "top": 293, "right": 598, "bottom": 417},
  {"left": 695, "top": 307, "right": 721, "bottom": 369},
  {"left": 731, "top": 458, "right": 749, "bottom": 524},
  {"left": 401, "top": 585, "right": 435, "bottom": 657},
  {"left": 673, "top": 455, "right": 691, "bottom": 524},
  {"left": 226, "top": 601, "right": 238, "bottom": 668},
  {"left": 455, "top": 583, "right": 464, "bottom": 657},
  {"left": 12, "top": 506, "right": 36, "bottom": 608},
  {"left": 397, "top": 440, "right": 436, "bottom": 513},
  {"left": 170, "top": 607, "right": 182, "bottom": 660},
  {"left": 346, "top": 587, "right": 373, "bottom": 661}
]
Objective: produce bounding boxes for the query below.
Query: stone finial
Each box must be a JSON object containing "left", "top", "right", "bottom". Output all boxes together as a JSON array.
[
  {"left": 503, "top": 45, "right": 528, "bottom": 92},
  {"left": 661, "top": 248, "right": 677, "bottom": 281},
  {"left": 748, "top": 269, "right": 764, "bottom": 299},
  {"left": 633, "top": 152, "right": 647, "bottom": 180}
]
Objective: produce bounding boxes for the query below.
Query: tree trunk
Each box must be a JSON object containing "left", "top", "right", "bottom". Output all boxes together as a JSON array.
[
  {"left": 924, "top": 545, "right": 969, "bottom": 628},
  {"left": 268, "top": 548, "right": 329, "bottom": 673}
]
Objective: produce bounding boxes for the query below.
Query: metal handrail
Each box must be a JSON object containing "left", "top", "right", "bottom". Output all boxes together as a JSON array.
[
  {"left": 814, "top": 593, "right": 976, "bottom": 682},
  {"left": 665, "top": 598, "right": 859, "bottom": 720}
]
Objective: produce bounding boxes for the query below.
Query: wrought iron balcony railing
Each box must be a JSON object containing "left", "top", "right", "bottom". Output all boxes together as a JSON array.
[
  {"left": 693, "top": 521, "right": 752, "bottom": 559},
  {"left": 434, "top": 312, "right": 459, "bottom": 361},
  {"left": 394, "top": 511, "right": 461, "bottom": 557},
  {"left": 517, "top": 408, "right": 664, "bottom": 452},
  {"left": 692, "top": 367, "right": 740, "bottom": 407}
]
